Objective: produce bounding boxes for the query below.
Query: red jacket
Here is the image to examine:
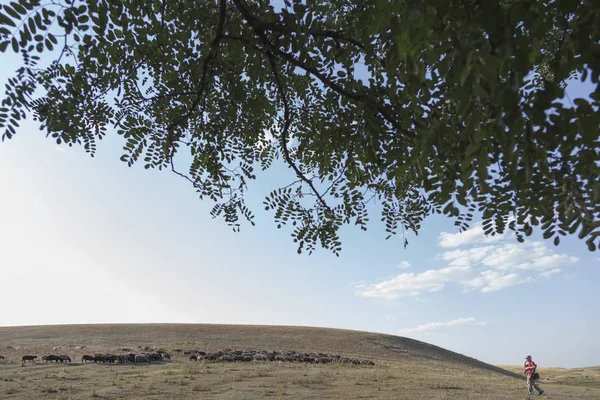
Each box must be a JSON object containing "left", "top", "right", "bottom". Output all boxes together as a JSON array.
[{"left": 524, "top": 360, "right": 536, "bottom": 375}]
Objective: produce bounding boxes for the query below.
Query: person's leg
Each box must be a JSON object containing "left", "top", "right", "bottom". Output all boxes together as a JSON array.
[
  {"left": 533, "top": 379, "right": 543, "bottom": 394},
  {"left": 527, "top": 374, "right": 534, "bottom": 394}
]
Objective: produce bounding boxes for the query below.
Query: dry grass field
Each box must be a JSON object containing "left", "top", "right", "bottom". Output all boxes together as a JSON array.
[
  {"left": 0, "top": 324, "right": 597, "bottom": 399},
  {"left": 499, "top": 365, "right": 600, "bottom": 389}
]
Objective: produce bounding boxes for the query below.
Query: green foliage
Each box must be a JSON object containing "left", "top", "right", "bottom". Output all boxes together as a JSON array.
[{"left": 1, "top": 0, "right": 599, "bottom": 254}]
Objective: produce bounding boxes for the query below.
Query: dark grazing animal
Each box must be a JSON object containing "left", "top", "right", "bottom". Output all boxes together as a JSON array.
[
  {"left": 135, "top": 354, "right": 150, "bottom": 363},
  {"left": 0, "top": 355, "right": 5, "bottom": 360},
  {"left": 106, "top": 354, "right": 118, "bottom": 363},
  {"left": 22, "top": 355, "right": 37, "bottom": 362},
  {"left": 117, "top": 354, "right": 131, "bottom": 363},
  {"left": 46, "top": 355, "right": 62, "bottom": 363},
  {"left": 93, "top": 354, "right": 117, "bottom": 363},
  {"left": 81, "top": 355, "right": 94, "bottom": 363},
  {"left": 58, "top": 355, "right": 71, "bottom": 363}
]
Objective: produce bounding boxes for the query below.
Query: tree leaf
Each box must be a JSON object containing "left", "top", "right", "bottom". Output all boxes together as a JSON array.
[{"left": 0, "top": 0, "right": 597, "bottom": 255}]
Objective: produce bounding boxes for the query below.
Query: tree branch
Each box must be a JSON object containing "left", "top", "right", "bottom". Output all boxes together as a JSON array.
[
  {"left": 231, "top": 0, "right": 407, "bottom": 136},
  {"left": 233, "top": 0, "right": 370, "bottom": 53},
  {"left": 265, "top": 50, "right": 334, "bottom": 216},
  {"left": 324, "top": 148, "right": 353, "bottom": 197},
  {"left": 171, "top": 157, "right": 202, "bottom": 190},
  {"left": 280, "top": 178, "right": 303, "bottom": 190},
  {"left": 165, "top": 0, "right": 227, "bottom": 137}
]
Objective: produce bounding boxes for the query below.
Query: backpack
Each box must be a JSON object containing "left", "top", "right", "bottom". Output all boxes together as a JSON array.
[{"left": 525, "top": 360, "right": 540, "bottom": 380}]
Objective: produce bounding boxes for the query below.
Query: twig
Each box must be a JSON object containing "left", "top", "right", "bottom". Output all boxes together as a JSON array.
[
  {"left": 231, "top": 0, "right": 406, "bottom": 136},
  {"left": 232, "top": 0, "right": 380, "bottom": 63},
  {"left": 265, "top": 50, "right": 334, "bottom": 216},
  {"left": 165, "top": 0, "right": 227, "bottom": 136}
]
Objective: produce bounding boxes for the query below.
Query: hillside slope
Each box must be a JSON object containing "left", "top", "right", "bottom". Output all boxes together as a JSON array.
[
  {"left": 2, "top": 324, "right": 596, "bottom": 399},
  {"left": 0, "top": 323, "right": 518, "bottom": 376}
]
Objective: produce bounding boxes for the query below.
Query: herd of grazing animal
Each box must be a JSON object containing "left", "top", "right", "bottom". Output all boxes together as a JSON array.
[
  {"left": 186, "top": 348, "right": 375, "bottom": 366},
  {"left": 19, "top": 354, "right": 73, "bottom": 363},
  {"left": 14, "top": 351, "right": 171, "bottom": 364},
  {"left": 41, "top": 355, "right": 71, "bottom": 363},
  {"left": 80, "top": 351, "right": 171, "bottom": 364},
  {"left": 3, "top": 347, "right": 374, "bottom": 367},
  {"left": 1, "top": 347, "right": 172, "bottom": 365}
]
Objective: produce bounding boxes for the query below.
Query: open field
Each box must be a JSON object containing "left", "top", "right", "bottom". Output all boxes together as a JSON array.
[
  {"left": 499, "top": 365, "right": 600, "bottom": 389},
  {"left": 0, "top": 324, "right": 598, "bottom": 399}
]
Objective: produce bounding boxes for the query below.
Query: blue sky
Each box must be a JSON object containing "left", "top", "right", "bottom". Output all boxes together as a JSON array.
[
  {"left": 2, "top": 117, "right": 599, "bottom": 368},
  {"left": 1, "top": 16, "right": 599, "bottom": 369}
]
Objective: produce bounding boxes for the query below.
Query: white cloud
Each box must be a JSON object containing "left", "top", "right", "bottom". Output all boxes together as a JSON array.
[
  {"left": 357, "top": 221, "right": 579, "bottom": 301},
  {"left": 439, "top": 223, "right": 505, "bottom": 248},
  {"left": 441, "top": 240, "right": 578, "bottom": 273},
  {"left": 398, "top": 317, "right": 487, "bottom": 335},
  {"left": 442, "top": 245, "right": 497, "bottom": 267},
  {"left": 539, "top": 268, "right": 562, "bottom": 279},
  {"left": 515, "top": 254, "right": 578, "bottom": 271},
  {"left": 355, "top": 266, "right": 472, "bottom": 300},
  {"left": 461, "top": 270, "right": 533, "bottom": 293},
  {"left": 259, "top": 126, "right": 298, "bottom": 150},
  {"left": 413, "top": 297, "right": 426, "bottom": 303},
  {"left": 472, "top": 241, "right": 578, "bottom": 271},
  {"left": 384, "top": 315, "right": 397, "bottom": 321},
  {"left": 352, "top": 281, "right": 367, "bottom": 289},
  {"left": 355, "top": 266, "right": 531, "bottom": 299},
  {"left": 258, "top": 128, "right": 277, "bottom": 149},
  {"left": 398, "top": 261, "right": 411, "bottom": 269},
  {"left": 479, "top": 242, "right": 543, "bottom": 270},
  {"left": 593, "top": 257, "right": 600, "bottom": 264}
]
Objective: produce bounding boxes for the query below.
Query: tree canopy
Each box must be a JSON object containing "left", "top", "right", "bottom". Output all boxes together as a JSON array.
[{"left": 1, "top": 0, "right": 599, "bottom": 254}]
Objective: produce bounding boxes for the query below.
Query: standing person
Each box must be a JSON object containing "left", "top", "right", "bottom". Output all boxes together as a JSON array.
[{"left": 524, "top": 355, "right": 544, "bottom": 395}]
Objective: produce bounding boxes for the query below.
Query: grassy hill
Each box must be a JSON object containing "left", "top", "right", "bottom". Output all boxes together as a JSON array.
[{"left": 0, "top": 324, "right": 597, "bottom": 399}]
